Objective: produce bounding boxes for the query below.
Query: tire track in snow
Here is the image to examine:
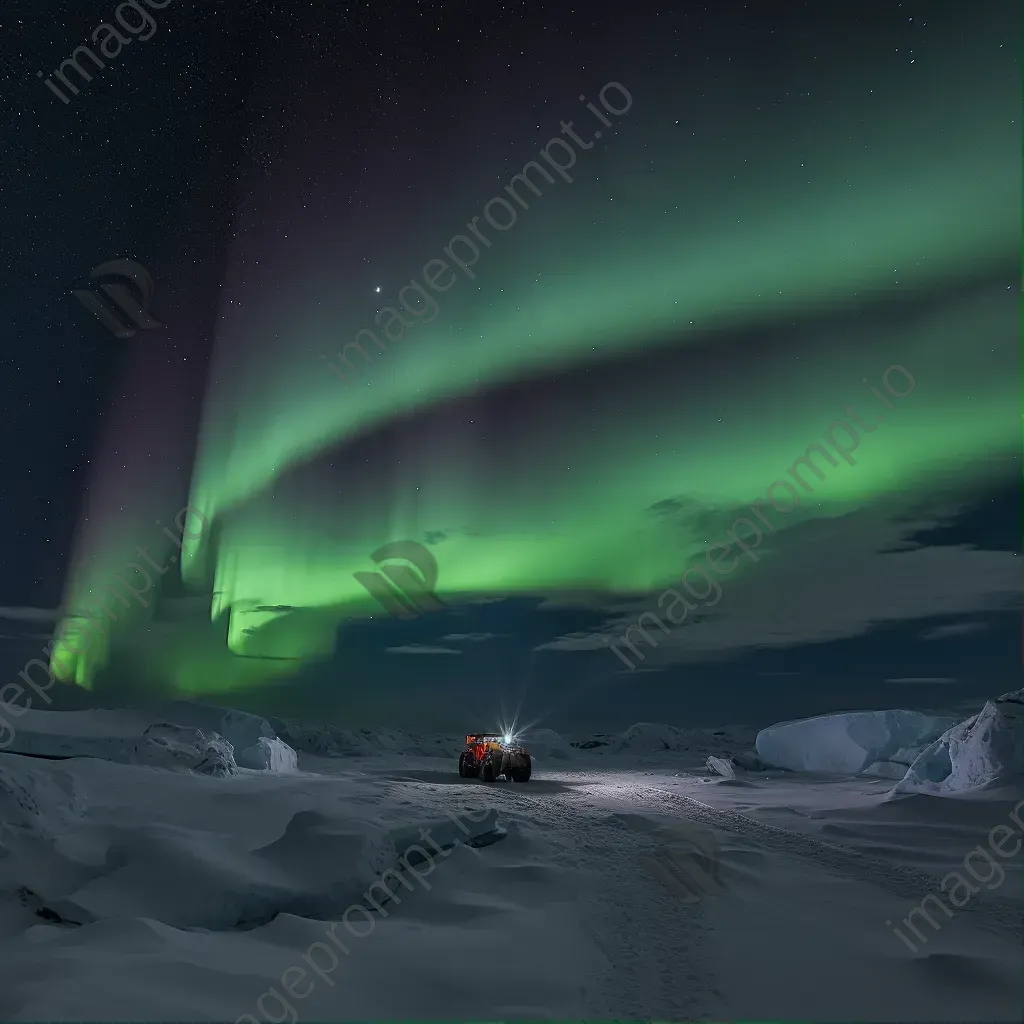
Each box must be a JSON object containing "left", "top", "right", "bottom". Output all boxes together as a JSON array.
[
  {"left": 387, "top": 765, "right": 1021, "bottom": 1017},
  {"left": 417, "top": 775, "right": 725, "bottom": 1020},
  {"left": 630, "top": 781, "right": 1023, "bottom": 940}
]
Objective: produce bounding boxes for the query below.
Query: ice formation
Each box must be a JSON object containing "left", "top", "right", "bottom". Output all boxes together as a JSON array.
[
  {"left": 755, "top": 709, "right": 956, "bottom": 775},
  {"left": 236, "top": 735, "right": 298, "bottom": 771},
  {"left": 895, "top": 688, "right": 1024, "bottom": 795},
  {"left": 0, "top": 704, "right": 297, "bottom": 775}
]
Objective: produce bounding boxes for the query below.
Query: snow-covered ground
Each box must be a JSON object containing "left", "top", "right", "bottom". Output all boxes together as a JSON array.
[{"left": 0, "top": 708, "right": 1019, "bottom": 1021}]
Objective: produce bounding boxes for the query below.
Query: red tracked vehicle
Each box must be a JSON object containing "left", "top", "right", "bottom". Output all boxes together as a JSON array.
[{"left": 458, "top": 733, "right": 532, "bottom": 782}]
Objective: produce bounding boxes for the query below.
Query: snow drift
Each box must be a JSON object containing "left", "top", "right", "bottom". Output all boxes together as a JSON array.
[
  {"left": 0, "top": 703, "right": 298, "bottom": 775},
  {"left": 150, "top": 701, "right": 277, "bottom": 752},
  {"left": 0, "top": 748, "right": 500, "bottom": 936},
  {"left": 273, "top": 720, "right": 462, "bottom": 759},
  {"left": 609, "top": 722, "right": 690, "bottom": 754},
  {"left": 755, "top": 710, "right": 956, "bottom": 775},
  {"left": 0, "top": 707, "right": 239, "bottom": 776}
]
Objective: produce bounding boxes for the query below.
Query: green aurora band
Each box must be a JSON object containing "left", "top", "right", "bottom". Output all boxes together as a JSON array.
[{"left": 50, "top": 28, "right": 1019, "bottom": 695}]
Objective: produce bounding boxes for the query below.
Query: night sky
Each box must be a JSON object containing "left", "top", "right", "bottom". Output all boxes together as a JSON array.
[{"left": 0, "top": 0, "right": 1019, "bottom": 733}]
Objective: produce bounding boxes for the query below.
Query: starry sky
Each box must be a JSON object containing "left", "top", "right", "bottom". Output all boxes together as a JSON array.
[{"left": 0, "top": 0, "right": 1019, "bottom": 732}]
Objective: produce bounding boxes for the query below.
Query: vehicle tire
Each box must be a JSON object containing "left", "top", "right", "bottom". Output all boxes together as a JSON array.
[
  {"left": 480, "top": 753, "right": 495, "bottom": 782},
  {"left": 458, "top": 751, "right": 478, "bottom": 778},
  {"left": 510, "top": 756, "right": 532, "bottom": 782}
]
